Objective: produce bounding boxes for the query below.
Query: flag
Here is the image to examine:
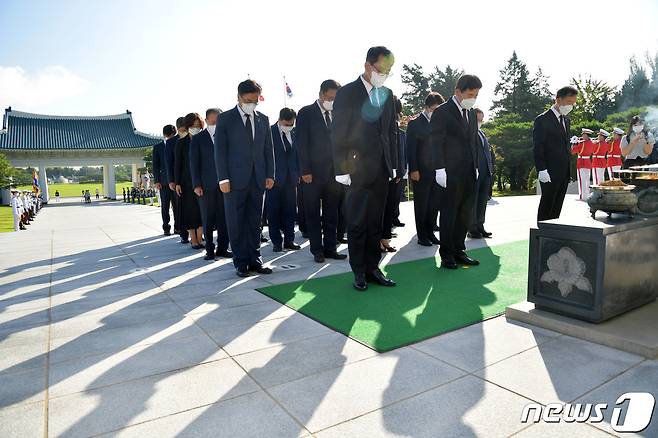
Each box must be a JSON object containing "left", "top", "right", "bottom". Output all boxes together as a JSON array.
[
  {"left": 32, "top": 170, "right": 40, "bottom": 193},
  {"left": 285, "top": 82, "right": 293, "bottom": 98},
  {"left": 258, "top": 95, "right": 265, "bottom": 102}
]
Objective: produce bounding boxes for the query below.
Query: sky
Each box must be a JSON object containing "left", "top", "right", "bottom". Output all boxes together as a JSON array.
[{"left": 1, "top": 0, "right": 657, "bottom": 135}]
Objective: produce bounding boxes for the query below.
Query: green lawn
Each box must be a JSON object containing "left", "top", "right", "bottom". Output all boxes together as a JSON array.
[
  {"left": 0, "top": 206, "right": 15, "bottom": 233},
  {"left": 16, "top": 182, "right": 134, "bottom": 198}
]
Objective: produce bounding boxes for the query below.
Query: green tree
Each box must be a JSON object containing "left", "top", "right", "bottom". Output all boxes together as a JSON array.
[
  {"left": 400, "top": 63, "right": 431, "bottom": 115},
  {"left": 429, "top": 65, "right": 463, "bottom": 101},
  {"left": 0, "top": 153, "right": 17, "bottom": 189},
  {"left": 484, "top": 116, "right": 534, "bottom": 191},
  {"left": 143, "top": 148, "right": 153, "bottom": 174},
  {"left": 570, "top": 75, "right": 617, "bottom": 124},
  {"left": 616, "top": 56, "right": 651, "bottom": 110}
]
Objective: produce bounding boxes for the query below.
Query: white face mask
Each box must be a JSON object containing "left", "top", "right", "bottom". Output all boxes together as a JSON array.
[
  {"left": 189, "top": 127, "right": 201, "bottom": 136},
  {"left": 460, "top": 97, "right": 476, "bottom": 110},
  {"left": 280, "top": 125, "right": 294, "bottom": 134},
  {"left": 633, "top": 125, "right": 644, "bottom": 133},
  {"left": 240, "top": 102, "right": 257, "bottom": 115},
  {"left": 206, "top": 124, "right": 216, "bottom": 137},
  {"left": 558, "top": 104, "right": 573, "bottom": 115},
  {"left": 321, "top": 100, "right": 334, "bottom": 111},
  {"left": 369, "top": 70, "right": 388, "bottom": 88}
]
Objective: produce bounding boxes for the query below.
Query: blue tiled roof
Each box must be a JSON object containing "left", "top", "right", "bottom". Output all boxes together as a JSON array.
[{"left": 0, "top": 108, "right": 162, "bottom": 150}]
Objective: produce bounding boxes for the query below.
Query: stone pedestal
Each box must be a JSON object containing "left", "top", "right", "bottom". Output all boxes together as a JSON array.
[{"left": 528, "top": 214, "right": 658, "bottom": 323}]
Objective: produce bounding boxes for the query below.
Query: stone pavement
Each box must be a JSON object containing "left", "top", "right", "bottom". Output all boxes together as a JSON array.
[{"left": 0, "top": 195, "right": 654, "bottom": 437}]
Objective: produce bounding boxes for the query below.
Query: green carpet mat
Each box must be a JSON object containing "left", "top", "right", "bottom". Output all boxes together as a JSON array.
[{"left": 257, "top": 240, "right": 529, "bottom": 352}]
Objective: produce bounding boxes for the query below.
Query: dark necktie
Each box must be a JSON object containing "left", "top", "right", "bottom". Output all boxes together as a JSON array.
[
  {"left": 462, "top": 108, "right": 468, "bottom": 122},
  {"left": 559, "top": 115, "right": 566, "bottom": 134},
  {"left": 245, "top": 114, "right": 253, "bottom": 145},
  {"left": 282, "top": 132, "right": 291, "bottom": 151},
  {"left": 324, "top": 111, "right": 332, "bottom": 129}
]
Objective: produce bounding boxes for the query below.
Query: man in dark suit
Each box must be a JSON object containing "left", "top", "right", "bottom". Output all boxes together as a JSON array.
[
  {"left": 214, "top": 79, "right": 275, "bottom": 278},
  {"left": 468, "top": 108, "right": 494, "bottom": 239},
  {"left": 332, "top": 46, "right": 398, "bottom": 291},
  {"left": 430, "top": 74, "right": 482, "bottom": 270},
  {"left": 296, "top": 79, "right": 347, "bottom": 263},
  {"left": 407, "top": 92, "right": 445, "bottom": 246},
  {"left": 152, "top": 124, "right": 176, "bottom": 236},
  {"left": 266, "top": 108, "right": 302, "bottom": 252},
  {"left": 190, "top": 108, "right": 232, "bottom": 261},
  {"left": 534, "top": 86, "right": 578, "bottom": 221},
  {"left": 165, "top": 118, "right": 188, "bottom": 242},
  {"left": 381, "top": 97, "right": 407, "bottom": 250}
]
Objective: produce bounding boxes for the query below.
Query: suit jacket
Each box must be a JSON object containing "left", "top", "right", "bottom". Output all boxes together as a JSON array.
[
  {"left": 295, "top": 101, "right": 334, "bottom": 183},
  {"left": 164, "top": 134, "right": 179, "bottom": 185},
  {"left": 190, "top": 129, "right": 219, "bottom": 189},
  {"left": 430, "top": 99, "right": 479, "bottom": 180},
  {"left": 331, "top": 77, "right": 397, "bottom": 186},
  {"left": 478, "top": 129, "right": 494, "bottom": 176},
  {"left": 271, "top": 124, "right": 299, "bottom": 185},
  {"left": 397, "top": 127, "right": 407, "bottom": 176},
  {"left": 152, "top": 141, "right": 166, "bottom": 184},
  {"left": 174, "top": 135, "right": 192, "bottom": 187},
  {"left": 533, "top": 109, "right": 571, "bottom": 180},
  {"left": 406, "top": 114, "right": 434, "bottom": 177},
  {"left": 214, "top": 106, "right": 274, "bottom": 191}
]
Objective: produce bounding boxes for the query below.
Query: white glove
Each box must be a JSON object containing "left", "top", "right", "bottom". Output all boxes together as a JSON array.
[
  {"left": 335, "top": 174, "right": 351, "bottom": 186},
  {"left": 570, "top": 136, "right": 580, "bottom": 144},
  {"left": 392, "top": 169, "right": 397, "bottom": 179},
  {"left": 435, "top": 168, "right": 447, "bottom": 188},
  {"left": 538, "top": 169, "right": 551, "bottom": 183},
  {"left": 476, "top": 168, "right": 479, "bottom": 180}
]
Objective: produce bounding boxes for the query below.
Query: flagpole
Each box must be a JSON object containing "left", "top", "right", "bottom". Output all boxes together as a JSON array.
[{"left": 283, "top": 75, "right": 287, "bottom": 108}]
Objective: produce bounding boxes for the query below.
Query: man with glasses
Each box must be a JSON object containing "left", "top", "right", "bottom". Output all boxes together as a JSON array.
[{"left": 332, "top": 46, "right": 398, "bottom": 291}]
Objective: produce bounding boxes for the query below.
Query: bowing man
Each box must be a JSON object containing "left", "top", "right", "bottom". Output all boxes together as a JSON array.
[
  {"left": 430, "top": 74, "right": 482, "bottom": 270},
  {"left": 190, "top": 108, "right": 232, "bottom": 261},
  {"left": 267, "top": 108, "right": 301, "bottom": 253},
  {"left": 332, "top": 46, "right": 398, "bottom": 291},
  {"left": 214, "top": 79, "right": 275, "bottom": 278}
]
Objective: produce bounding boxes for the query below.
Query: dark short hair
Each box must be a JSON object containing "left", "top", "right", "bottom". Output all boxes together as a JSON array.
[
  {"left": 366, "top": 46, "right": 392, "bottom": 64},
  {"left": 473, "top": 108, "right": 484, "bottom": 116},
  {"left": 425, "top": 92, "right": 445, "bottom": 107},
  {"left": 205, "top": 108, "right": 221, "bottom": 118},
  {"left": 455, "top": 74, "right": 482, "bottom": 92},
  {"left": 175, "top": 117, "right": 185, "bottom": 129},
  {"left": 238, "top": 79, "right": 262, "bottom": 96},
  {"left": 556, "top": 86, "right": 578, "bottom": 99},
  {"left": 162, "top": 124, "right": 176, "bottom": 137},
  {"left": 279, "top": 108, "right": 296, "bottom": 121},
  {"left": 394, "top": 97, "right": 403, "bottom": 114},
  {"left": 320, "top": 79, "right": 341, "bottom": 94},
  {"left": 183, "top": 112, "right": 203, "bottom": 129}
]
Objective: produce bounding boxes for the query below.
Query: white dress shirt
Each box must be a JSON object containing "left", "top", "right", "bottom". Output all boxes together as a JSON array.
[
  {"left": 550, "top": 106, "right": 567, "bottom": 132},
  {"left": 452, "top": 96, "right": 468, "bottom": 122},
  {"left": 278, "top": 124, "right": 292, "bottom": 146},
  {"left": 317, "top": 100, "right": 332, "bottom": 125}
]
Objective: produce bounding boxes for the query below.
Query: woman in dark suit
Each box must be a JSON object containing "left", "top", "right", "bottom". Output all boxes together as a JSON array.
[{"left": 174, "top": 112, "right": 203, "bottom": 248}]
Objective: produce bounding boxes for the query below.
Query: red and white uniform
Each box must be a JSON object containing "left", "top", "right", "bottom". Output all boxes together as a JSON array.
[
  {"left": 572, "top": 139, "right": 594, "bottom": 200},
  {"left": 591, "top": 140, "right": 609, "bottom": 185},
  {"left": 607, "top": 138, "right": 623, "bottom": 178}
]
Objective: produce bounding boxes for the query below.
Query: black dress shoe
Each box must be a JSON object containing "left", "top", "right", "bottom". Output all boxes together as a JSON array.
[
  {"left": 251, "top": 265, "right": 273, "bottom": 274},
  {"left": 353, "top": 273, "right": 368, "bottom": 291},
  {"left": 216, "top": 249, "right": 233, "bottom": 258},
  {"left": 324, "top": 251, "right": 347, "bottom": 260},
  {"left": 417, "top": 239, "right": 432, "bottom": 247},
  {"left": 390, "top": 232, "right": 398, "bottom": 238},
  {"left": 467, "top": 231, "right": 483, "bottom": 239},
  {"left": 429, "top": 235, "right": 440, "bottom": 245},
  {"left": 284, "top": 242, "right": 301, "bottom": 250},
  {"left": 433, "top": 225, "right": 440, "bottom": 232},
  {"left": 236, "top": 266, "right": 250, "bottom": 277},
  {"left": 367, "top": 269, "right": 396, "bottom": 287},
  {"left": 393, "top": 221, "right": 405, "bottom": 227},
  {"left": 204, "top": 253, "right": 215, "bottom": 261},
  {"left": 441, "top": 259, "right": 458, "bottom": 269},
  {"left": 164, "top": 230, "right": 171, "bottom": 236},
  {"left": 192, "top": 244, "right": 204, "bottom": 250},
  {"left": 272, "top": 245, "right": 283, "bottom": 252},
  {"left": 337, "top": 236, "right": 348, "bottom": 244},
  {"left": 480, "top": 230, "right": 493, "bottom": 238},
  {"left": 455, "top": 253, "right": 480, "bottom": 266},
  {"left": 180, "top": 239, "right": 189, "bottom": 244},
  {"left": 314, "top": 253, "right": 325, "bottom": 263},
  {"left": 260, "top": 235, "right": 269, "bottom": 243}
]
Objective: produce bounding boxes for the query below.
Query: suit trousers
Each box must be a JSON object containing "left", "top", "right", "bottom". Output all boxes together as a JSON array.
[
  {"left": 224, "top": 177, "right": 264, "bottom": 269},
  {"left": 302, "top": 178, "right": 340, "bottom": 255},
  {"left": 439, "top": 174, "right": 475, "bottom": 260},
  {"left": 470, "top": 172, "right": 492, "bottom": 233},
  {"left": 296, "top": 183, "right": 306, "bottom": 233},
  {"left": 266, "top": 179, "right": 297, "bottom": 247},
  {"left": 199, "top": 186, "right": 230, "bottom": 255},
  {"left": 336, "top": 185, "right": 346, "bottom": 239},
  {"left": 345, "top": 167, "right": 389, "bottom": 274},
  {"left": 171, "top": 188, "right": 189, "bottom": 240},
  {"left": 412, "top": 177, "right": 440, "bottom": 241},
  {"left": 158, "top": 187, "right": 171, "bottom": 233},
  {"left": 382, "top": 178, "right": 402, "bottom": 239},
  {"left": 537, "top": 174, "right": 569, "bottom": 221}
]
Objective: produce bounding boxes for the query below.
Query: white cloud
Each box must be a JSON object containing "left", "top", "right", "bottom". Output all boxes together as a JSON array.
[{"left": 0, "top": 65, "right": 89, "bottom": 110}]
